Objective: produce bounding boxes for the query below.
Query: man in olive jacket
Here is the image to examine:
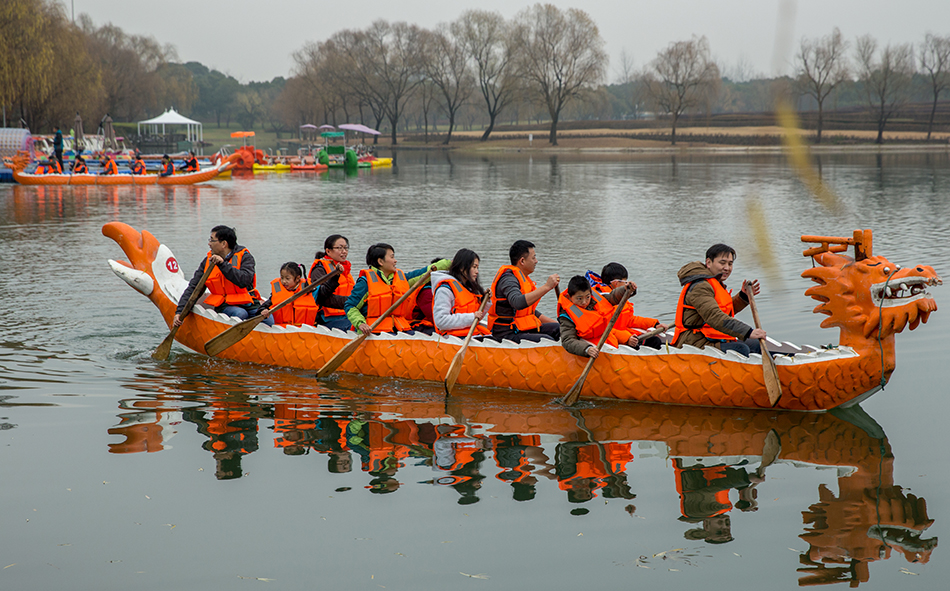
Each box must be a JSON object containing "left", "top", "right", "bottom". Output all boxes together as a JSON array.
[{"left": 672, "top": 244, "right": 766, "bottom": 357}]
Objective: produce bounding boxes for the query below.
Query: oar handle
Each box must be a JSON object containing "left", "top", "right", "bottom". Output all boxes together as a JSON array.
[
  {"left": 179, "top": 259, "right": 216, "bottom": 320},
  {"left": 593, "top": 286, "right": 633, "bottom": 352},
  {"left": 265, "top": 268, "right": 340, "bottom": 315},
  {"left": 366, "top": 267, "right": 434, "bottom": 332},
  {"left": 636, "top": 323, "right": 667, "bottom": 341},
  {"left": 462, "top": 292, "right": 491, "bottom": 342},
  {"left": 745, "top": 283, "right": 764, "bottom": 331}
]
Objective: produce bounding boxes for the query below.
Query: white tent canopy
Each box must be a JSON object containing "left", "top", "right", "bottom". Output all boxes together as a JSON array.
[{"left": 137, "top": 108, "right": 203, "bottom": 144}]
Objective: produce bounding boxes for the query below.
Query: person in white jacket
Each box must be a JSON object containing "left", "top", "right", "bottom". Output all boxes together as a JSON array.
[{"left": 431, "top": 249, "right": 490, "bottom": 337}]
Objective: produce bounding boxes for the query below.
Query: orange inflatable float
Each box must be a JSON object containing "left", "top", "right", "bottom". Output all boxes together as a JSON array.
[{"left": 102, "top": 223, "right": 941, "bottom": 411}]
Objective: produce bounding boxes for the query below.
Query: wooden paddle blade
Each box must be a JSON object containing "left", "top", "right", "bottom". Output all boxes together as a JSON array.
[
  {"left": 756, "top": 429, "right": 782, "bottom": 478},
  {"left": 745, "top": 288, "right": 782, "bottom": 407},
  {"left": 559, "top": 358, "right": 595, "bottom": 406},
  {"left": 151, "top": 327, "right": 179, "bottom": 361},
  {"left": 443, "top": 295, "right": 490, "bottom": 396},
  {"left": 152, "top": 259, "right": 215, "bottom": 361},
  {"left": 316, "top": 333, "right": 368, "bottom": 378},
  {"left": 204, "top": 315, "right": 265, "bottom": 356},
  {"left": 761, "top": 342, "right": 783, "bottom": 406},
  {"left": 444, "top": 350, "right": 464, "bottom": 395}
]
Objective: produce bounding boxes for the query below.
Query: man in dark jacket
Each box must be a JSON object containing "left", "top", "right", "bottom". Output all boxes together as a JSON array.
[
  {"left": 173, "top": 225, "right": 272, "bottom": 327},
  {"left": 53, "top": 126, "right": 64, "bottom": 172},
  {"left": 672, "top": 244, "right": 765, "bottom": 356}
]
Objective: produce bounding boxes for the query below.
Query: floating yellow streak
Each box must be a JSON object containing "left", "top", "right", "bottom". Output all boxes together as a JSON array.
[
  {"left": 776, "top": 101, "right": 842, "bottom": 213},
  {"left": 744, "top": 189, "right": 783, "bottom": 289}
]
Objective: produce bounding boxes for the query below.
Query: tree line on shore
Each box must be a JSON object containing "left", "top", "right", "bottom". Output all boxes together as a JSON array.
[{"left": 2, "top": 0, "right": 948, "bottom": 146}]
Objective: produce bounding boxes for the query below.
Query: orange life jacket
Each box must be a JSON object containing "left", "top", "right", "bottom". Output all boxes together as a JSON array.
[
  {"left": 103, "top": 159, "right": 118, "bottom": 175},
  {"left": 51, "top": 160, "right": 63, "bottom": 174},
  {"left": 593, "top": 284, "right": 656, "bottom": 331},
  {"left": 203, "top": 249, "right": 260, "bottom": 308},
  {"left": 309, "top": 258, "right": 354, "bottom": 317},
  {"left": 673, "top": 278, "right": 737, "bottom": 343},
  {"left": 487, "top": 266, "right": 542, "bottom": 332},
  {"left": 359, "top": 268, "right": 414, "bottom": 332},
  {"left": 435, "top": 277, "right": 490, "bottom": 337},
  {"left": 73, "top": 161, "right": 88, "bottom": 173},
  {"left": 269, "top": 278, "right": 318, "bottom": 326},
  {"left": 182, "top": 157, "right": 198, "bottom": 172},
  {"left": 131, "top": 160, "right": 145, "bottom": 175},
  {"left": 557, "top": 290, "right": 619, "bottom": 347},
  {"left": 35, "top": 164, "right": 52, "bottom": 174},
  {"left": 162, "top": 160, "right": 174, "bottom": 175}
]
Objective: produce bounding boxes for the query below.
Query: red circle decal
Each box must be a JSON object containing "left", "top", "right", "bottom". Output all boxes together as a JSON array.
[{"left": 166, "top": 257, "right": 179, "bottom": 273}]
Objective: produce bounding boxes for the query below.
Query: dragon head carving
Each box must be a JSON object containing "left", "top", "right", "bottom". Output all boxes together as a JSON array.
[{"left": 802, "top": 252, "right": 941, "bottom": 343}]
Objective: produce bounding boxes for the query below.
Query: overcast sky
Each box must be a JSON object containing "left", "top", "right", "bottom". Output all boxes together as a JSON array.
[{"left": 67, "top": 0, "right": 950, "bottom": 82}]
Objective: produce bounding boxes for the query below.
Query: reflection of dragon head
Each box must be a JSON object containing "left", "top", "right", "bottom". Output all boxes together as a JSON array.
[{"left": 802, "top": 251, "right": 941, "bottom": 346}]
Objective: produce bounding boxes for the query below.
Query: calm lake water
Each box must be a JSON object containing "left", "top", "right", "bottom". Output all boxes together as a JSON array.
[{"left": 1, "top": 149, "right": 948, "bottom": 590}]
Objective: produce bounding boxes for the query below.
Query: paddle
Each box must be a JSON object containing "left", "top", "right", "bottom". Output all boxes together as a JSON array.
[
  {"left": 745, "top": 287, "right": 782, "bottom": 406},
  {"left": 204, "top": 268, "right": 341, "bottom": 356},
  {"left": 152, "top": 260, "right": 215, "bottom": 361},
  {"left": 316, "top": 268, "right": 435, "bottom": 378},
  {"left": 443, "top": 294, "right": 491, "bottom": 396},
  {"left": 757, "top": 429, "right": 781, "bottom": 478},
  {"left": 558, "top": 286, "right": 634, "bottom": 407},
  {"left": 633, "top": 323, "right": 668, "bottom": 343}
]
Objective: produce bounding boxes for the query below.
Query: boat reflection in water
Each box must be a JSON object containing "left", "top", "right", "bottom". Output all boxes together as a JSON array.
[{"left": 109, "top": 370, "right": 936, "bottom": 586}]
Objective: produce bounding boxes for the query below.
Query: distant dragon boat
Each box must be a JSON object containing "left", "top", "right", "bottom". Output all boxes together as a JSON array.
[
  {"left": 103, "top": 223, "right": 941, "bottom": 411},
  {"left": 13, "top": 160, "right": 232, "bottom": 186}
]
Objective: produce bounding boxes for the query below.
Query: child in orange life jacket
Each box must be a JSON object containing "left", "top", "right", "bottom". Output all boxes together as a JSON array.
[
  {"left": 344, "top": 243, "right": 451, "bottom": 334},
  {"left": 558, "top": 276, "right": 640, "bottom": 358},
  {"left": 595, "top": 262, "right": 667, "bottom": 349},
  {"left": 259, "top": 262, "right": 322, "bottom": 327}
]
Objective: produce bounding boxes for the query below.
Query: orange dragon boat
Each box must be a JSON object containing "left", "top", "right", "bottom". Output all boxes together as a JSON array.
[
  {"left": 103, "top": 223, "right": 941, "bottom": 411},
  {"left": 12, "top": 158, "right": 235, "bottom": 186}
]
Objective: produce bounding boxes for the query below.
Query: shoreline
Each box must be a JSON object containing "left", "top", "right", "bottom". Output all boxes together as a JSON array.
[
  {"left": 382, "top": 125, "right": 950, "bottom": 155},
  {"left": 390, "top": 142, "right": 950, "bottom": 155}
]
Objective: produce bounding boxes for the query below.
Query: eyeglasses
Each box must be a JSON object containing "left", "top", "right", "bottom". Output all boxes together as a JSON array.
[
  {"left": 331, "top": 245, "right": 349, "bottom": 251},
  {"left": 209, "top": 237, "right": 221, "bottom": 243}
]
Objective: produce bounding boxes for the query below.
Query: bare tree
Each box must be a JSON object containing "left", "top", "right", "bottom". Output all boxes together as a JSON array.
[
  {"left": 796, "top": 28, "right": 849, "bottom": 143},
  {"left": 855, "top": 35, "right": 915, "bottom": 144},
  {"left": 353, "top": 21, "right": 424, "bottom": 145},
  {"left": 644, "top": 36, "right": 720, "bottom": 145},
  {"left": 615, "top": 48, "right": 636, "bottom": 84},
  {"left": 724, "top": 54, "right": 759, "bottom": 83},
  {"left": 455, "top": 9, "right": 519, "bottom": 141},
  {"left": 422, "top": 25, "right": 474, "bottom": 144},
  {"left": 919, "top": 33, "right": 950, "bottom": 140},
  {"left": 513, "top": 4, "right": 607, "bottom": 145}
]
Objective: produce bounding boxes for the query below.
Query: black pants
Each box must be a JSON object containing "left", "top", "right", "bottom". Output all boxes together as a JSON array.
[{"left": 491, "top": 322, "right": 560, "bottom": 343}]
